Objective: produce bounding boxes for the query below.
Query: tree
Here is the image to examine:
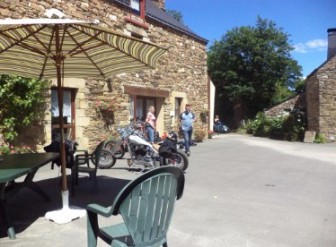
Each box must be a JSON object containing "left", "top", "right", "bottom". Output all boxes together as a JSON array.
[
  {"left": 166, "top": 9, "right": 184, "bottom": 23},
  {"left": 208, "top": 17, "right": 302, "bottom": 122},
  {"left": 0, "top": 75, "right": 49, "bottom": 142}
]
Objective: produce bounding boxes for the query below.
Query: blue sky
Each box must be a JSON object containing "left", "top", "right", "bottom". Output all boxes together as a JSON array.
[{"left": 165, "top": 0, "right": 335, "bottom": 77}]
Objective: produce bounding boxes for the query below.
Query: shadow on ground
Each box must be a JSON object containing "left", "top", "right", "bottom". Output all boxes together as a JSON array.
[{"left": 0, "top": 175, "right": 130, "bottom": 238}]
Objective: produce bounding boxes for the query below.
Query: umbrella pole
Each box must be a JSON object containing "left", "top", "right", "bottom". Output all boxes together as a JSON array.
[{"left": 45, "top": 24, "right": 85, "bottom": 224}]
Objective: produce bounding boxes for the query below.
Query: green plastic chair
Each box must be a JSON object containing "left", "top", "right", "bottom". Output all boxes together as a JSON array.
[
  {"left": 71, "top": 141, "right": 105, "bottom": 195},
  {"left": 86, "top": 166, "right": 185, "bottom": 247}
]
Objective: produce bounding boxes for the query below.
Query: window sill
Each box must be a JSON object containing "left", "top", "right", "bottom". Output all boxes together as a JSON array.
[{"left": 125, "top": 15, "right": 149, "bottom": 29}]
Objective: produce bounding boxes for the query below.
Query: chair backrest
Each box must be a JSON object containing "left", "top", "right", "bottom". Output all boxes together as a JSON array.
[{"left": 111, "top": 166, "right": 185, "bottom": 246}]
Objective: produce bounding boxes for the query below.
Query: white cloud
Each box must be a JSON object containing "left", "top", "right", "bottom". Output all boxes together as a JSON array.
[
  {"left": 293, "top": 43, "right": 308, "bottom": 53},
  {"left": 294, "top": 39, "right": 328, "bottom": 53}
]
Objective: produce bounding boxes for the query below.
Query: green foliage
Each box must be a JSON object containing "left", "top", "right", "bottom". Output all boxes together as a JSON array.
[
  {"left": 314, "top": 133, "right": 326, "bottom": 144},
  {"left": 281, "top": 109, "right": 306, "bottom": 141},
  {"left": 271, "top": 83, "right": 295, "bottom": 106},
  {"left": 294, "top": 78, "right": 306, "bottom": 93},
  {"left": 166, "top": 9, "right": 184, "bottom": 23},
  {"left": 0, "top": 143, "right": 34, "bottom": 155},
  {"left": 0, "top": 75, "right": 49, "bottom": 142},
  {"left": 208, "top": 16, "right": 302, "bottom": 119},
  {"left": 243, "top": 110, "right": 306, "bottom": 141},
  {"left": 245, "top": 112, "right": 272, "bottom": 137}
]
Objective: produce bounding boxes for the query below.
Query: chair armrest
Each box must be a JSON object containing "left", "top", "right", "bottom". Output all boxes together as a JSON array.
[
  {"left": 75, "top": 153, "right": 93, "bottom": 159},
  {"left": 74, "top": 153, "right": 93, "bottom": 167},
  {"left": 87, "top": 204, "right": 113, "bottom": 217},
  {"left": 74, "top": 149, "right": 88, "bottom": 155}
]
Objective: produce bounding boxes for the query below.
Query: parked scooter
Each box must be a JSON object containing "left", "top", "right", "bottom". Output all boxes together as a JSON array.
[{"left": 101, "top": 121, "right": 188, "bottom": 171}]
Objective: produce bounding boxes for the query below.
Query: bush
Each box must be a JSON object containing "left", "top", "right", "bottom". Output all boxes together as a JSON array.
[
  {"left": 245, "top": 112, "right": 272, "bottom": 137},
  {"left": 243, "top": 109, "right": 306, "bottom": 142},
  {"left": 0, "top": 75, "right": 49, "bottom": 142},
  {"left": 282, "top": 109, "right": 306, "bottom": 141},
  {"left": 314, "top": 133, "right": 326, "bottom": 144}
]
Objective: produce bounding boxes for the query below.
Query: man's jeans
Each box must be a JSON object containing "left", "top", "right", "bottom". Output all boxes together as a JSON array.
[
  {"left": 146, "top": 126, "right": 155, "bottom": 143},
  {"left": 182, "top": 128, "right": 193, "bottom": 152}
]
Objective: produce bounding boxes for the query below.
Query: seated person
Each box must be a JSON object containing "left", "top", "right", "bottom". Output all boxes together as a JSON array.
[{"left": 214, "top": 115, "right": 221, "bottom": 125}]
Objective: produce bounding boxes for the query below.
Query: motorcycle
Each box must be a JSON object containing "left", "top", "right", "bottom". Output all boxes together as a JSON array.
[
  {"left": 165, "top": 130, "right": 197, "bottom": 150},
  {"left": 102, "top": 119, "right": 148, "bottom": 160},
  {"left": 104, "top": 137, "right": 127, "bottom": 159},
  {"left": 103, "top": 121, "right": 160, "bottom": 159},
  {"left": 100, "top": 122, "right": 189, "bottom": 171}
]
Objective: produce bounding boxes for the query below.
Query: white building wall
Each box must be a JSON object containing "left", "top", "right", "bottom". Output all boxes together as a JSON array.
[{"left": 209, "top": 79, "right": 216, "bottom": 131}]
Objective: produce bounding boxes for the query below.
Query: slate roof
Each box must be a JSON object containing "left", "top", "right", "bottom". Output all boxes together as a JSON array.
[{"left": 113, "top": 0, "right": 208, "bottom": 44}]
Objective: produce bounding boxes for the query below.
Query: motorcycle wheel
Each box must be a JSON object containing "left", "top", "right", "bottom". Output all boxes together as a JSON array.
[
  {"left": 162, "top": 150, "right": 189, "bottom": 171},
  {"left": 97, "top": 149, "right": 116, "bottom": 169},
  {"left": 104, "top": 140, "right": 125, "bottom": 159}
]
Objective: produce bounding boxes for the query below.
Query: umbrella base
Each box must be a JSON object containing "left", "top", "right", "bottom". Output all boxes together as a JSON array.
[{"left": 45, "top": 190, "right": 86, "bottom": 224}]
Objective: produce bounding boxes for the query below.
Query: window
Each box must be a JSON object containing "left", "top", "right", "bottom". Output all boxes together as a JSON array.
[
  {"left": 131, "top": 0, "right": 145, "bottom": 18},
  {"left": 51, "top": 88, "right": 76, "bottom": 140},
  {"left": 175, "top": 98, "right": 182, "bottom": 120},
  {"left": 135, "top": 96, "right": 156, "bottom": 121},
  {"left": 124, "top": 0, "right": 147, "bottom": 26},
  {"left": 175, "top": 97, "right": 182, "bottom": 127},
  {"left": 131, "top": 0, "right": 140, "bottom": 11}
]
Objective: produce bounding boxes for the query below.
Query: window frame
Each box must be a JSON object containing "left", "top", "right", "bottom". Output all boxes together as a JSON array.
[
  {"left": 124, "top": 0, "right": 148, "bottom": 28},
  {"left": 51, "top": 87, "right": 76, "bottom": 141},
  {"left": 134, "top": 96, "right": 156, "bottom": 121}
]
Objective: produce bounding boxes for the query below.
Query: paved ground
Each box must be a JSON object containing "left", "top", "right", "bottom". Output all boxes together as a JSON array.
[{"left": 1, "top": 133, "right": 336, "bottom": 247}]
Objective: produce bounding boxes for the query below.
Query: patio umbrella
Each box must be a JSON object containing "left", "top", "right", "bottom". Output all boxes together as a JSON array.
[{"left": 0, "top": 17, "right": 167, "bottom": 223}]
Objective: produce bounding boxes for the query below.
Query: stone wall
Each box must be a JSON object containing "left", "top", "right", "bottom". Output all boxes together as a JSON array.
[
  {"left": 306, "top": 72, "right": 320, "bottom": 133},
  {"left": 315, "top": 56, "right": 336, "bottom": 141},
  {"left": 0, "top": 0, "right": 208, "bottom": 151},
  {"left": 264, "top": 94, "right": 306, "bottom": 117},
  {"left": 306, "top": 55, "right": 336, "bottom": 141}
]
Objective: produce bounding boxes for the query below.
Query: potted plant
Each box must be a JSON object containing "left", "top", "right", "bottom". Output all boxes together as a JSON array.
[
  {"left": 193, "top": 129, "right": 207, "bottom": 142},
  {"left": 95, "top": 98, "right": 115, "bottom": 126},
  {"left": 95, "top": 98, "right": 115, "bottom": 112},
  {"left": 208, "top": 130, "right": 214, "bottom": 139},
  {"left": 0, "top": 143, "right": 33, "bottom": 155}
]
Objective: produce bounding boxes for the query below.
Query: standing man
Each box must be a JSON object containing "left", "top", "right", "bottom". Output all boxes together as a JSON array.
[{"left": 180, "top": 104, "right": 196, "bottom": 156}]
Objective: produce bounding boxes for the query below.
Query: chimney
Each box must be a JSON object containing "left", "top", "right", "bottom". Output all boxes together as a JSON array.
[
  {"left": 152, "top": 0, "right": 165, "bottom": 10},
  {"left": 328, "top": 28, "right": 336, "bottom": 60}
]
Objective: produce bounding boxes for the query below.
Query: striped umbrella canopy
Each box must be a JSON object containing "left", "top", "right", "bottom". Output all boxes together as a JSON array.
[
  {"left": 0, "top": 18, "right": 167, "bottom": 193},
  {"left": 0, "top": 18, "right": 166, "bottom": 79}
]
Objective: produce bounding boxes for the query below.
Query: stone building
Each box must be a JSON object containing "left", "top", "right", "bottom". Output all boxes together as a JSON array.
[
  {"left": 0, "top": 0, "right": 209, "bottom": 151},
  {"left": 265, "top": 28, "right": 336, "bottom": 142},
  {"left": 264, "top": 94, "right": 306, "bottom": 117},
  {"left": 306, "top": 28, "right": 336, "bottom": 141}
]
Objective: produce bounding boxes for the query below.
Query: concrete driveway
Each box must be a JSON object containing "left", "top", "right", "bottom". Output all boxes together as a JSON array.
[{"left": 1, "top": 134, "right": 336, "bottom": 247}]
